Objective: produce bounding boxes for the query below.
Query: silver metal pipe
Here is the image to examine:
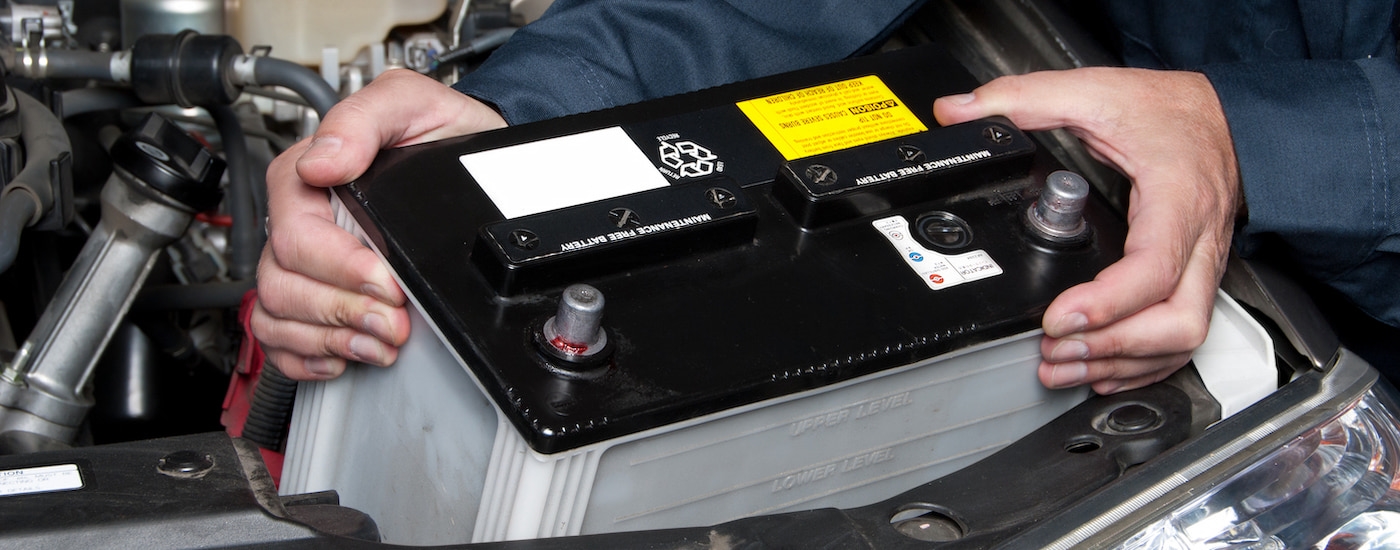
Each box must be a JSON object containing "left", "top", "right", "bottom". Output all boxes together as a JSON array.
[{"left": 0, "top": 169, "right": 195, "bottom": 443}]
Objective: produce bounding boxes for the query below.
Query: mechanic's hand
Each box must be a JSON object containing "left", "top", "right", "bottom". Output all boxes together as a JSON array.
[
  {"left": 253, "top": 69, "right": 507, "bottom": 380},
  {"left": 934, "top": 67, "right": 1241, "bottom": 394}
]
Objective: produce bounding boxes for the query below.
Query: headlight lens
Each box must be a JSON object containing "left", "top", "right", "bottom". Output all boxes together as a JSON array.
[{"left": 1114, "top": 387, "right": 1400, "bottom": 550}]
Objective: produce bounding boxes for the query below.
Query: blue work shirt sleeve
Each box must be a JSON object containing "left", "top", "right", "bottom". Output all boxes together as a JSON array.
[
  {"left": 451, "top": 0, "right": 923, "bottom": 125},
  {"left": 1201, "top": 58, "right": 1400, "bottom": 326}
]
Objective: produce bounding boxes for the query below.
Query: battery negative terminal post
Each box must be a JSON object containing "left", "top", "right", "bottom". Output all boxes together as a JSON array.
[{"left": 1026, "top": 170, "right": 1091, "bottom": 243}]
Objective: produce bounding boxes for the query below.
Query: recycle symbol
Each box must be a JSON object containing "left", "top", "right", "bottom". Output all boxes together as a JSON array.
[{"left": 658, "top": 140, "right": 717, "bottom": 178}]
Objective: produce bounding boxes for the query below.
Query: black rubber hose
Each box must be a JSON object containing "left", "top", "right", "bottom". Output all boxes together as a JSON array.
[
  {"left": 436, "top": 27, "right": 517, "bottom": 66},
  {"left": 241, "top": 361, "right": 299, "bottom": 450},
  {"left": 57, "top": 87, "right": 143, "bottom": 118},
  {"left": 37, "top": 49, "right": 116, "bottom": 80},
  {"left": 0, "top": 90, "right": 74, "bottom": 274},
  {"left": 208, "top": 104, "right": 260, "bottom": 281},
  {"left": 251, "top": 57, "right": 338, "bottom": 118},
  {"left": 236, "top": 102, "right": 274, "bottom": 227},
  {"left": 0, "top": 192, "right": 38, "bottom": 274},
  {"left": 9, "top": 91, "right": 72, "bottom": 219}
]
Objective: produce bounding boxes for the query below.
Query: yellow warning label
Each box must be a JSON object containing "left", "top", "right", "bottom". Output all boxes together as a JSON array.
[{"left": 737, "top": 75, "right": 927, "bottom": 161}]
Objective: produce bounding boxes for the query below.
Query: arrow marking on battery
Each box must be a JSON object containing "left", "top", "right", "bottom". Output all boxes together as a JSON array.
[
  {"left": 806, "top": 164, "right": 838, "bottom": 186},
  {"left": 983, "top": 125, "right": 1012, "bottom": 145},
  {"left": 897, "top": 145, "right": 925, "bottom": 163},
  {"left": 706, "top": 188, "right": 737, "bottom": 209},
  {"left": 509, "top": 229, "right": 539, "bottom": 250},
  {"left": 609, "top": 208, "right": 642, "bottom": 228}
]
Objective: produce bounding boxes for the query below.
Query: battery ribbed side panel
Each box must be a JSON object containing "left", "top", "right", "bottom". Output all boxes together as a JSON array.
[{"left": 474, "top": 432, "right": 603, "bottom": 541}]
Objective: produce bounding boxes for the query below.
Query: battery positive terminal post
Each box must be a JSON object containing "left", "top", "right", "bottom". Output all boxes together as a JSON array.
[{"left": 535, "top": 283, "right": 614, "bottom": 372}]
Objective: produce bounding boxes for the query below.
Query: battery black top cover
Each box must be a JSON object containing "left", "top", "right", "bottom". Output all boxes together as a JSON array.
[{"left": 335, "top": 43, "right": 1126, "bottom": 454}]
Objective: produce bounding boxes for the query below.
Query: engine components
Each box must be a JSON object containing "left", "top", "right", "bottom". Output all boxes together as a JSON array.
[
  {"left": 0, "top": 89, "right": 73, "bottom": 274},
  {"left": 0, "top": 114, "right": 223, "bottom": 447}
]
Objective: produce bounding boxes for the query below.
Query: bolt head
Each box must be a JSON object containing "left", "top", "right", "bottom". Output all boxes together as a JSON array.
[{"left": 157, "top": 450, "right": 214, "bottom": 478}]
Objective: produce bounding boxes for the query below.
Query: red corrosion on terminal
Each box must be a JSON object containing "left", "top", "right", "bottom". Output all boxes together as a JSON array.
[{"left": 550, "top": 336, "right": 589, "bottom": 355}]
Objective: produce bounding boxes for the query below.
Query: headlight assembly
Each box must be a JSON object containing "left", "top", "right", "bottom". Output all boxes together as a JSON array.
[
  {"left": 1018, "top": 350, "right": 1400, "bottom": 550},
  {"left": 1114, "top": 386, "right": 1400, "bottom": 549}
]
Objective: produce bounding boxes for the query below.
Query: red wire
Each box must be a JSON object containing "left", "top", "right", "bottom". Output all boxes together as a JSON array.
[{"left": 196, "top": 212, "right": 234, "bottom": 227}]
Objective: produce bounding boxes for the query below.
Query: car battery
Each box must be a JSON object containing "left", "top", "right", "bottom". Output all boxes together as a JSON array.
[{"left": 281, "top": 44, "right": 1130, "bottom": 545}]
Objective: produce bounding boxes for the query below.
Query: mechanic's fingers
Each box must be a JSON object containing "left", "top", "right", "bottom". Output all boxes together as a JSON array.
[
  {"left": 1038, "top": 237, "right": 1223, "bottom": 390},
  {"left": 1041, "top": 277, "right": 1212, "bottom": 367},
  {"left": 933, "top": 71, "right": 1133, "bottom": 180},
  {"left": 933, "top": 67, "right": 1237, "bottom": 393},
  {"left": 256, "top": 70, "right": 506, "bottom": 382},
  {"left": 256, "top": 248, "right": 410, "bottom": 346},
  {"left": 264, "top": 349, "right": 347, "bottom": 381},
  {"left": 935, "top": 68, "right": 1235, "bottom": 338},
  {"left": 1044, "top": 177, "right": 1231, "bottom": 338},
  {"left": 296, "top": 69, "right": 507, "bottom": 187},
  {"left": 1042, "top": 204, "right": 1199, "bottom": 336},
  {"left": 1039, "top": 351, "right": 1192, "bottom": 395},
  {"left": 932, "top": 68, "right": 1225, "bottom": 180},
  {"left": 933, "top": 69, "right": 1123, "bottom": 131},
  {"left": 251, "top": 300, "right": 400, "bottom": 370},
  {"left": 265, "top": 147, "right": 404, "bottom": 304},
  {"left": 262, "top": 206, "right": 404, "bottom": 307}
]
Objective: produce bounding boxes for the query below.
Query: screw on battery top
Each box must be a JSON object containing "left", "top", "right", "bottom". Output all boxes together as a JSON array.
[
  {"left": 1027, "top": 170, "right": 1091, "bottom": 242},
  {"left": 542, "top": 284, "right": 608, "bottom": 358}
]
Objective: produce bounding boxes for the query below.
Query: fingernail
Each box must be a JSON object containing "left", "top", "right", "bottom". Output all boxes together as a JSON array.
[
  {"left": 1050, "top": 312, "right": 1089, "bottom": 337},
  {"left": 349, "top": 334, "right": 388, "bottom": 365},
  {"left": 362, "top": 283, "right": 394, "bottom": 304},
  {"left": 1096, "top": 381, "right": 1124, "bottom": 395},
  {"left": 944, "top": 93, "right": 975, "bottom": 106},
  {"left": 362, "top": 312, "right": 394, "bottom": 342},
  {"left": 1047, "top": 361, "right": 1088, "bottom": 388},
  {"left": 304, "top": 357, "right": 341, "bottom": 376},
  {"left": 1049, "top": 340, "right": 1090, "bottom": 362},
  {"left": 303, "top": 136, "right": 343, "bottom": 161}
]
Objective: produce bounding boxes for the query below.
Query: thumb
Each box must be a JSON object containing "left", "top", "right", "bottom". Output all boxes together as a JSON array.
[
  {"left": 932, "top": 69, "right": 1119, "bottom": 132},
  {"left": 932, "top": 68, "right": 1149, "bottom": 177},
  {"left": 295, "top": 134, "right": 362, "bottom": 188},
  {"left": 295, "top": 69, "right": 506, "bottom": 188},
  {"left": 294, "top": 70, "right": 428, "bottom": 188},
  {"left": 931, "top": 92, "right": 984, "bottom": 126}
]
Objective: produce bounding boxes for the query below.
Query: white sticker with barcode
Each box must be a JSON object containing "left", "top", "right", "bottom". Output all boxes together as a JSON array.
[
  {"left": 0, "top": 464, "right": 83, "bottom": 497},
  {"left": 872, "top": 215, "right": 1002, "bottom": 290}
]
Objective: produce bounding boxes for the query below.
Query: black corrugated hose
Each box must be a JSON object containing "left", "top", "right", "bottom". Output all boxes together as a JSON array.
[{"left": 241, "top": 361, "right": 299, "bottom": 450}]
